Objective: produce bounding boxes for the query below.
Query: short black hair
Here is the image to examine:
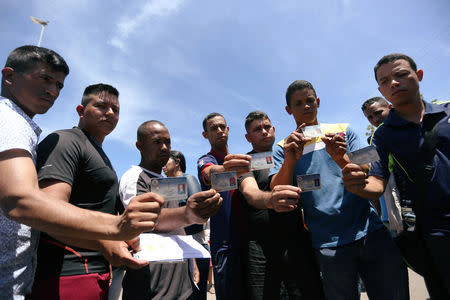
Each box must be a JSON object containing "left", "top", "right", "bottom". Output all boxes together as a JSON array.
[
  {"left": 4, "top": 45, "right": 69, "bottom": 75},
  {"left": 202, "top": 112, "right": 225, "bottom": 131},
  {"left": 169, "top": 150, "right": 186, "bottom": 173},
  {"left": 244, "top": 110, "right": 271, "bottom": 132},
  {"left": 285, "top": 80, "right": 317, "bottom": 106},
  {"left": 137, "top": 120, "right": 166, "bottom": 142},
  {"left": 81, "top": 83, "right": 119, "bottom": 106},
  {"left": 374, "top": 53, "right": 417, "bottom": 82},
  {"left": 361, "top": 97, "right": 389, "bottom": 112}
]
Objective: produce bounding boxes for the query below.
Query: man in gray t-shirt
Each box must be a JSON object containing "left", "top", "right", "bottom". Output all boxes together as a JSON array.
[{"left": 0, "top": 45, "right": 69, "bottom": 299}]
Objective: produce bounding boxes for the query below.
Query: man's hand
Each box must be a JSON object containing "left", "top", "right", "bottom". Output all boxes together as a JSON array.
[
  {"left": 265, "top": 185, "right": 301, "bottom": 213},
  {"left": 193, "top": 259, "right": 200, "bottom": 284},
  {"left": 185, "top": 189, "right": 222, "bottom": 224},
  {"left": 321, "top": 133, "right": 350, "bottom": 168},
  {"left": 99, "top": 238, "right": 148, "bottom": 269},
  {"left": 223, "top": 154, "right": 251, "bottom": 177},
  {"left": 321, "top": 133, "right": 347, "bottom": 161},
  {"left": 284, "top": 124, "right": 312, "bottom": 164},
  {"left": 116, "top": 192, "right": 164, "bottom": 240},
  {"left": 342, "top": 163, "right": 368, "bottom": 194}
]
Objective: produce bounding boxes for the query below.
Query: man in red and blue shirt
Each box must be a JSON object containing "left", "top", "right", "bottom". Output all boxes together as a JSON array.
[{"left": 197, "top": 112, "right": 250, "bottom": 300}]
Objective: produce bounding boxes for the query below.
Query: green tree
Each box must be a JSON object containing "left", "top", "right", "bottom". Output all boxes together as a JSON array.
[{"left": 365, "top": 124, "right": 375, "bottom": 137}]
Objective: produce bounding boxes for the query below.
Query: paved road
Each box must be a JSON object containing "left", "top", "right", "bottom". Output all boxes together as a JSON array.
[
  {"left": 361, "top": 269, "right": 429, "bottom": 300},
  {"left": 207, "top": 269, "right": 429, "bottom": 300}
]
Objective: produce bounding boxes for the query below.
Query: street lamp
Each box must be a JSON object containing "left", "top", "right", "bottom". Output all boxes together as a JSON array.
[{"left": 30, "top": 16, "right": 49, "bottom": 47}]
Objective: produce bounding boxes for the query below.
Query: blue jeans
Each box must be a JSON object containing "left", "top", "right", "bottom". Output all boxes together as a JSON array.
[{"left": 315, "top": 228, "right": 409, "bottom": 300}]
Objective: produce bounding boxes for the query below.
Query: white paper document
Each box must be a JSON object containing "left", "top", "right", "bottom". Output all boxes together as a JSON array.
[{"left": 134, "top": 233, "right": 211, "bottom": 263}]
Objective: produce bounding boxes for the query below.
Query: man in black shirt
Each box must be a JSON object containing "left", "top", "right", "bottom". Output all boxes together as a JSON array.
[
  {"left": 31, "top": 84, "right": 156, "bottom": 300},
  {"left": 238, "top": 111, "right": 324, "bottom": 300}
]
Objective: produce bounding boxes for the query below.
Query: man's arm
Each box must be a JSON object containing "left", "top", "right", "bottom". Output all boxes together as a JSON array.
[
  {"left": 201, "top": 154, "right": 252, "bottom": 185},
  {"left": 50, "top": 235, "right": 149, "bottom": 269},
  {"left": 37, "top": 178, "right": 148, "bottom": 269},
  {"left": 154, "top": 189, "right": 222, "bottom": 232},
  {"left": 239, "top": 176, "right": 299, "bottom": 212},
  {"left": 0, "top": 150, "right": 163, "bottom": 241},
  {"left": 342, "top": 163, "right": 386, "bottom": 200}
]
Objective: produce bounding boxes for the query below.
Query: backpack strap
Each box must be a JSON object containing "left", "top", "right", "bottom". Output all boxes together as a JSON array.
[{"left": 413, "top": 115, "right": 441, "bottom": 228}]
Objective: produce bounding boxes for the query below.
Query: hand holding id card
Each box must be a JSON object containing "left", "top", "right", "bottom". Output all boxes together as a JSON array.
[
  {"left": 151, "top": 177, "right": 188, "bottom": 201},
  {"left": 211, "top": 171, "right": 237, "bottom": 192},
  {"left": 297, "top": 174, "right": 321, "bottom": 192},
  {"left": 347, "top": 145, "right": 380, "bottom": 165},
  {"left": 250, "top": 151, "right": 275, "bottom": 171},
  {"left": 301, "top": 125, "right": 323, "bottom": 138}
]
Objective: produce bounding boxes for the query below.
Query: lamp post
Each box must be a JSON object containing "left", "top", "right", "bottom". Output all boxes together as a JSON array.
[{"left": 30, "top": 16, "right": 49, "bottom": 47}]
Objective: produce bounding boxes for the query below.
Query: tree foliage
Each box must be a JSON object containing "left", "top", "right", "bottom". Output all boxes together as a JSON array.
[{"left": 365, "top": 124, "right": 375, "bottom": 137}]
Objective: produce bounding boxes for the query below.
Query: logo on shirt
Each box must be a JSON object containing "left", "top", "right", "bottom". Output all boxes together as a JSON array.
[{"left": 198, "top": 159, "right": 204, "bottom": 168}]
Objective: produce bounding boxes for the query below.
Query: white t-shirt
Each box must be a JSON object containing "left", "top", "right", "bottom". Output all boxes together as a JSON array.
[{"left": 0, "top": 97, "right": 41, "bottom": 299}]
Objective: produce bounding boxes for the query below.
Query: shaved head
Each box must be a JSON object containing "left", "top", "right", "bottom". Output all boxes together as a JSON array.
[{"left": 137, "top": 120, "right": 166, "bottom": 142}]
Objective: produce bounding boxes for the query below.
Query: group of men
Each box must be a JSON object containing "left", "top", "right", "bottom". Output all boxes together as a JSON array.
[
  {"left": 0, "top": 44, "right": 448, "bottom": 300},
  {"left": 195, "top": 54, "right": 449, "bottom": 300},
  {"left": 0, "top": 46, "right": 222, "bottom": 300}
]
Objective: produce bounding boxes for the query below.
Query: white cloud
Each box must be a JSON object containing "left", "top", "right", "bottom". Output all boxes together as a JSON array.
[
  {"left": 110, "top": 0, "right": 185, "bottom": 51},
  {"left": 109, "top": 37, "right": 126, "bottom": 52}
]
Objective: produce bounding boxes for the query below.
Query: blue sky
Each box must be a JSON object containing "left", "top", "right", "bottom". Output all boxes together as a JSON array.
[{"left": 1, "top": 0, "right": 449, "bottom": 177}]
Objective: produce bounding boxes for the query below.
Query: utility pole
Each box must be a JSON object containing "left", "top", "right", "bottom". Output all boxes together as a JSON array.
[{"left": 30, "top": 16, "right": 49, "bottom": 46}]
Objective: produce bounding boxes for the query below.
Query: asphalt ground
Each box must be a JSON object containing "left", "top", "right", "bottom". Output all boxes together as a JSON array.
[{"left": 207, "top": 269, "right": 430, "bottom": 300}]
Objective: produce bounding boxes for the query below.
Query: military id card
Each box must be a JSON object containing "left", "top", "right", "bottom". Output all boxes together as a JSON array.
[
  {"left": 211, "top": 171, "right": 237, "bottom": 192},
  {"left": 297, "top": 174, "right": 321, "bottom": 192},
  {"left": 301, "top": 125, "right": 323, "bottom": 138},
  {"left": 151, "top": 177, "right": 188, "bottom": 201},
  {"left": 347, "top": 145, "right": 380, "bottom": 165},
  {"left": 250, "top": 151, "right": 275, "bottom": 171}
]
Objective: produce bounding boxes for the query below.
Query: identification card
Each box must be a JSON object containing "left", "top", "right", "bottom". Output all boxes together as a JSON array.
[
  {"left": 297, "top": 174, "right": 321, "bottom": 192},
  {"left": 151, "top": 177, "right": 188, "bottom": 201},
  {"left": 301, "top": 125, "right": 323, "bottom": 138},
  {"left": 250, "top": 151, "right": 275, "bottom": 171},
  {"left": 211, "top": 171, "right": 237, "bottom": 192},
  {"left": 347, "top": 145, "right": 380, "bottom": 165}
]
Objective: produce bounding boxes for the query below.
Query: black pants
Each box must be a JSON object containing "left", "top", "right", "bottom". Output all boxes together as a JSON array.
[
  {"left": 189, "top": 257, "right": 210, "bottom": 300},
  {"left": 212, "top": 248, "right": 245, "bottom": 300},
  {"left": 246, "top": 238, "right": 325, "bottom": 300},
  {"left": 423, "top": 235, "right": 450, "bottom": 300}
]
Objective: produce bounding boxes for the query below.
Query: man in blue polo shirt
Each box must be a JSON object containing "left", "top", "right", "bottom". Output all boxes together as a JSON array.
[
  {"left": 197, "top": 112, "right": 251, "bottom": 300},
  {"left": 343, "top": 53, "right": 450, "bottom": 299},
  {"left": 271, "top": 80, "right": 408, "bottom": 300}
]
